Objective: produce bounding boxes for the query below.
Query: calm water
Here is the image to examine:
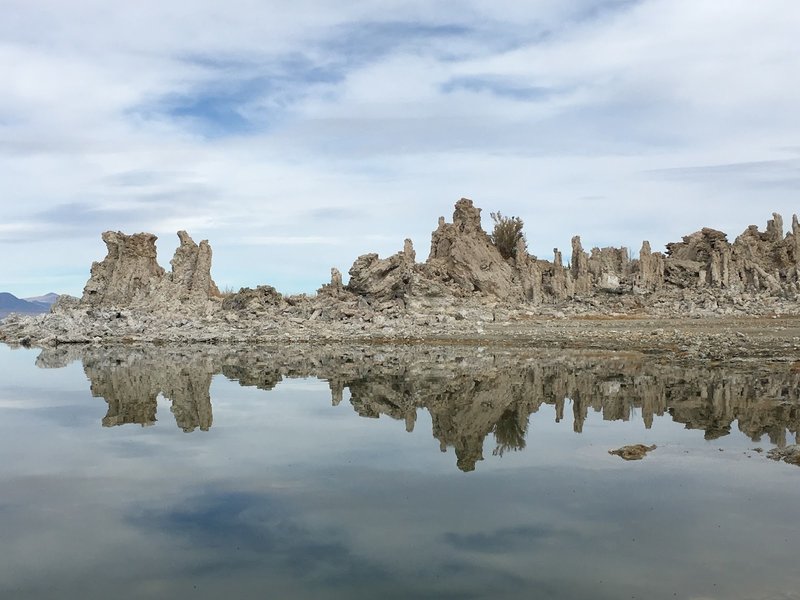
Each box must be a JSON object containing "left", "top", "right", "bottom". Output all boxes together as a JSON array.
[{"left": 1, "top": 343, "right": 799, "bottom": 600}]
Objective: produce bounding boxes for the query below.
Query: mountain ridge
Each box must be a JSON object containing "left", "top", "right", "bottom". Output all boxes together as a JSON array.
[{"left": 0, "top": 292, "right": 59, "bottom": 319}]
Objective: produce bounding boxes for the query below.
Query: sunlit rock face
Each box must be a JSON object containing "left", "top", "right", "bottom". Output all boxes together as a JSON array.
[{"left": 37, "top": 344, "right": 800, "bottom": 472}]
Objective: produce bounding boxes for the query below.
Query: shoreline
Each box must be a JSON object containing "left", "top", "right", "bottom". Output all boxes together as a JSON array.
[
  {"left": 4, "top": 198, "right": 800, "bottom": 363},
  {"left": 4, "top": 312, "right": 800, "bottom": 365}
]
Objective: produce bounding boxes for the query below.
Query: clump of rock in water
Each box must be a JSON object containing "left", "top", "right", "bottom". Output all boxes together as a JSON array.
[
  {"left": 767, "top": 445, "right": 800, "bottom": 466},
  {"left": 608, "top": 444, "right": 657, "bottom": 460}
]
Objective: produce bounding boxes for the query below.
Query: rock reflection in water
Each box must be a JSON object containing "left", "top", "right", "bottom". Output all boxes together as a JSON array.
[
  {"left": 83, "top": 352, "right": 214, "bottom": 432},
  {"left": 37, "top": 345, "right": 800, "bottom": 471}
]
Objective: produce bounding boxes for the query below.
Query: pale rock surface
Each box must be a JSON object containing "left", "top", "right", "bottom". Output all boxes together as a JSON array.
[
  {"left": 82, "top": 232, "right": 165, "bottom": 307},
  {"left": 427, "top": 198, "right": 518, "bottom": 299},
  {"left": 82, "top": 230, "right": 220, "bottom": 310},
  {"left": 5, "top": 199, "right": 800, "bottom": 348}
]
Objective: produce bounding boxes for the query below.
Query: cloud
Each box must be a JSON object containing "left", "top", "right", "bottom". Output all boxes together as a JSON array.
[
  {"left": 1, "top": 0, "right": 800, "bottom": 296},
  {"left": 443, "top": 524, "right": 560, "bottom": 553},
  {"left": 130, "top": 487, "right": 395, "bottom": 585},
  {"left": 647, "top": 159, "right": 800, "bottom": 190},
  {"left": 441, "top": 76, "right": 559, "bottom": 101}
]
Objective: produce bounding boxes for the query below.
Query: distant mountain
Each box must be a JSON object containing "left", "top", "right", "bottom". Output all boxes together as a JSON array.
[
  {"left": 23, "top": 292, "right": 60, "bottom": 306},
  {"left": 0, "top": 292, "right": 58, "bottom": 319}
]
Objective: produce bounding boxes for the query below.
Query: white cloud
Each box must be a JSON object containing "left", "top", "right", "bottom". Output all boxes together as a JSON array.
[{"left": 1, "top": 0, "right": 799, "bottom": 296}]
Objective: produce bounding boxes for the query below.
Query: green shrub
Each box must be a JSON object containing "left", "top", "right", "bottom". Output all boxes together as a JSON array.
[
  {"left": 490, "top": 211, "right": 526, "bottom": 259},
  {"left": 492, "top": 409, "right": 528, "bottom": 456}
]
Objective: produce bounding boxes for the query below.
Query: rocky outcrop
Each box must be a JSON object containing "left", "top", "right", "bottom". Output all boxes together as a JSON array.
[
  {"left": 68, "top": 200, "right": 800, "bottom": 312},
  {"left": 81, "top": 230, "right": 220, "bottom": 309},
  {"left": 346, "top": 239, "right": 418, "bottom": 305},
  {"left": 82, "top": 232, "right": 165, "bottom": 307},
  {"left": 661, "top": 215, "right": 800, "bottom": 295},
  {"left": 636, "top": 241, "right": 665, "bottom": 291},
  {"left": 571, "top": 236, "right": 591, "bottom": 295},
  {"left": 6, "top": 198, "right": 800, "bottom": 350},
  {"left": 169, "top": 231, "right": 221, "bottom": 301},
  {"left": 222, "top": 285, "right": 284, "bottom": 313},
  {"left": 426, "top": 198, "right": 518, "bottom": 298}
]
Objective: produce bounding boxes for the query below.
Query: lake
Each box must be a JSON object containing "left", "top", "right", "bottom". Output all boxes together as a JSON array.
[{"left": 1, "top": 342, "right": 799, "bottom": 600}]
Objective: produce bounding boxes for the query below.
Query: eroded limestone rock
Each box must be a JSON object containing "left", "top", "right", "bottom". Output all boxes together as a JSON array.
[
  {"left": 427, "top": 198, "right": 518, "bottom": 299},
  {"left": 636, "top": 241, "right": 665, "bottom": 292},
  {"left": 7, "top": 198, "right": 800, "bottom": 350},
  {"left": 81, "top": 230, "right": 220, "bottom": 310},
  {"left": 70, "top": 202, "right": 800, "bottom": 314},
  {"left": 346, "top": 239, "right": 418, "bottom": 303},
  {"left": 222, "top": 285, "right": 284, "bottom": 313},
  {"left": 169, "top": 231, "right": 221, "bottom": 301},
  {"left": 82, "top": 232, "right": 165, "bottom": 307}
]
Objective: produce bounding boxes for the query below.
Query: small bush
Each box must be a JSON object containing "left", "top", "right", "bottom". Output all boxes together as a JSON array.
[
  {"left": 490, "top": 212, "right": 526, "bottom": 259},
  {"left": 492, "top": 409, "right": 528, "bottom": 457}
]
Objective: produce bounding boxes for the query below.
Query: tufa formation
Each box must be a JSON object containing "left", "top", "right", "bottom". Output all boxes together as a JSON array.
[
  {"left": 4, "top": 197, "right": 800, "bottom": 347},
  {"left": 82, "top": 230, "right": 220, "bottom": 309},
  {"left": 77, "top": 199, "right": 800, "bottom": 312}
]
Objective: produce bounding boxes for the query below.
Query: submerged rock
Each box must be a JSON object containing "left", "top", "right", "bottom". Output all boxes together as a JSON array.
[
  {"left": 608, "top": 444, "right": 657, "bottom": 460},
  {"left": 766, "top": 444, "right": 800, "bottom": 466}
]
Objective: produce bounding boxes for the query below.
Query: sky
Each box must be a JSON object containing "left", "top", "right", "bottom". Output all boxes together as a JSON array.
[{"left": 1, "top": 0, "right": 800, "bottom": 297}]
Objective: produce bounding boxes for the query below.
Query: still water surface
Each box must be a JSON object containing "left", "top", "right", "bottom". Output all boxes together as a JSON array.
[{"left": 1, "top": 343, "right": 799, "bottom": 600}]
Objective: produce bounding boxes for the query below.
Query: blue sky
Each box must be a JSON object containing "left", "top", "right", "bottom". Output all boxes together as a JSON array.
[{"left": 1, "top": 0, "right": 800, "bottom": 296}]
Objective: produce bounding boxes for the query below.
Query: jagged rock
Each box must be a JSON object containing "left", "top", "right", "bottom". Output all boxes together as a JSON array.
[
  {"left": 636, "top": 241, "right": 665, "bottom": 291},
  {"left": 316, "top": 267, "right": 346, "bottom": 299},
  {"left": 7, "top": 199, "right": 800, "bottom": 350},
  {"left": 331, "top": 268, "right": 343, "bottom": 290},
  {"left": 515, "top": 244, "right": 544, "bottom": 303},
  {"left": 82, "top": 232, "right": 165, "bottom": 306},
  {"left": 222, "top": 285, "right": 284, "bottom": 312},
  {"left": 427, "top": 198, "right": 518, "bottom": 299},
  {"left": 731, "top": 218, "right": 793, "bottom": 293},
  {"left": 792, "top": 216, "right": 800, "bottom": 268},
  {"left": 541, "top": 248, "right": 571, "bottom": 301},
  {"left": 346, "top": 239, "right": 418, "bottom": 303},
  {"left": 588, "top": 246, "right": 630, "bottom": 292},
  {"left": 81, "top": 230, "right": 220, "bottom": 309},
  {"left": 571, "top": 236, "right": 591, "bottom": 294},
  {"left": 169, "top": 231, "right": 221, "bottom": 300}
]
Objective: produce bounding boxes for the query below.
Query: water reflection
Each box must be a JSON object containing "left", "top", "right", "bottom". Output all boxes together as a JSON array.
[{"left": 36, "top": 344, "right": 800, "bottom": 471}]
